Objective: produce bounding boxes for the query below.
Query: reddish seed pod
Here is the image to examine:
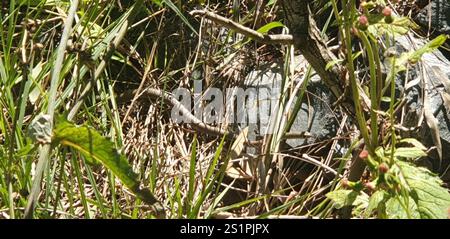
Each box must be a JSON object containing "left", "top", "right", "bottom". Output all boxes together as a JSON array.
[
  {"left": 359, "top": 150, "right": 369, "bottom": 160},
  {"left": 358, "top": 15, "right": 369, "bottom": 30},
  {"left": 359, "top": 15, "right": 369, "bottom": 25},
  {"left": 379, "top": 163, "right": 389, "bottom": 174},
  {"left": 382, "top": 6, "right": 392, "bottom": 17}
]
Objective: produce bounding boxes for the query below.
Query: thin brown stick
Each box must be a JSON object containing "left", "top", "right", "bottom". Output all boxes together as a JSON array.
[{"left": 190, "top": 10, "right": 293, "bottom": 45}]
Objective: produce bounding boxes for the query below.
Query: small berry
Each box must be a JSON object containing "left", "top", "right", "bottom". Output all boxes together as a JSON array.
[
  {"left": 359, "top": 15, "right": 369, "bottom": 25},
  {"left": 379, "top": 163, "right": 389, "bottom": 174},
  {"left": 382, "top": 6, "right": 392, "bottom": 17},
  {"left": 358, "top": 15, "right": 369, "bottom": 30},
  {"left": 359, "top": 150, "right": 369, "bottom": 160}
]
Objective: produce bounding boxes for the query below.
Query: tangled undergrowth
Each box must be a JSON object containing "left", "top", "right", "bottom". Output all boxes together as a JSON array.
[{"left": 0, "top": 0, "right": 449, "bottom": 219}]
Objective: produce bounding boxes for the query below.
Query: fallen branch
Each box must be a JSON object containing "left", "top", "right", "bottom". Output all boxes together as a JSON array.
[{"left": 190, "top": 10, "right": 293, "bottom": 45}]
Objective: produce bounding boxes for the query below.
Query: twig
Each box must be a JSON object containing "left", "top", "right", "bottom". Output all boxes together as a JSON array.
[{"left": 190, "top": 10, "right": 293, "bottom": 45}]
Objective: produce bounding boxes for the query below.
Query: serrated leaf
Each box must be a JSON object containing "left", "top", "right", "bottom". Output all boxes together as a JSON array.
[
  {"left": 326, "top": 189, "right": 359, "bottom": 209},
  {"left": 395, "top": 35, "right": 448, "bottom": 73},
  {"left": 408, "top": 35, "right": 447, "bottom": 63},
  {"left": 52, "top": 118, "right": 161, "bottom": 208},
  {"left": 368, "top": 17, "right": 419, "bottom": 37},
  {"left": 365, "top": 190, "right": 387, "bottom": 218},
  {"left": 388, "top": 17, "right": 419, "bottom": 35},
  {"left": 398, "top": 161, "right": 450, "bottom": 219},
  {"left": 386, "top": 195, "right": 419, "bottom": 219},
  {"left": 352, "top": 192, "right": 369, "bottom": 217},
  {"left": 399, "top": 138, "right": 427, "bottom": 151},
  {"left": 394, "top": 147, "right": 427, "bottom": 159}
]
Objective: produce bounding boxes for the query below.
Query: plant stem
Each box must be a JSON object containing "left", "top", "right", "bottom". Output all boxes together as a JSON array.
[
  {"left": 359, "top": 32, "right": 379, "bottom": 150},
  {"left": 341, "top": 0, "right": 372, "bottom": 153},
  {"left": 24, "top": 0, "right": 80, "bottom": 219}
]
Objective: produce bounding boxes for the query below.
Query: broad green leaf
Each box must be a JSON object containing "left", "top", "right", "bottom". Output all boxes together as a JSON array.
[
  {"left": 394, "top": 147, "right": 427, "bottom": 159},
  {"left": 408, "top": 35, "right": 447, "bottom": 63},
  {"left": 368, "top": 17, "right": 419, "bottom": 37},
  {"left": 352, "top": 193, "right": 369, "bottom": 217},
  {"left": 256, "top": 21, "right": 285, "bottom": 34},
  {"left": 365, "top": 190, "right": 387, "bottom": 218},
  {"left": 52, "top": 118, "right": 163, "bottom": 212},
  {"left": 398, "top": 161, "right": 450, "bottom": 219},
  {"left": 386, "top": 195, "right": 419, "bottom": 219},
  {"left": 396, "top": 35, "right": 448, "bottom": 72},
  {"left": 399, "top": 138, "right": 427, "bottom": 151},
  {"left": 326, "top": 189, "right": 359, "bottom": 209}
]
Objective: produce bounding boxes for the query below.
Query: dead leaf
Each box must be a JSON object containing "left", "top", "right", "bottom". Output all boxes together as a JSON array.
[
  {"left": 441, "top": 92, "right": 450, "bottom": 114},
  {"left": 431, "top": 66, "right": 450, "bottom": 93},
  {"left": 230, "top": 127, "right": 248, "bottom": 159},
  {"left": 226, "top": 127, "right": 254, "bottom": 180},
  {"left": 225, "top": 164, "right": 253, "bottom": 180},
  {"left": 423, "top": 98, "right": 442, "bottom": 163}
]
